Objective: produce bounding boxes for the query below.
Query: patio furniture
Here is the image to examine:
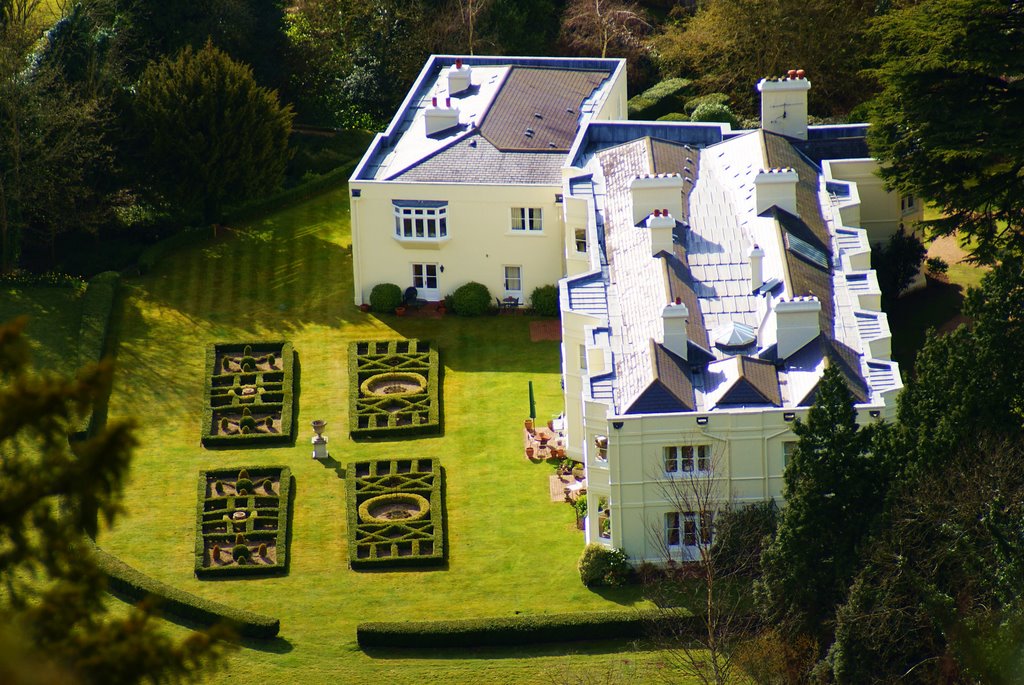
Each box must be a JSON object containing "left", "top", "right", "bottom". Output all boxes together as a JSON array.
[{"left": 499, "top": 296, "right": 519, "bottom": 313}]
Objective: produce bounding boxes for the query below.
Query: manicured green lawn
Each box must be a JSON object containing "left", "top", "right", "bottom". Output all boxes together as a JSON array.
[
  {"left": 0, "top": 285, "right": 84, "bottom": 376},
  {"left": 96, "top": 187, "right": 679, "bottom": 683}
]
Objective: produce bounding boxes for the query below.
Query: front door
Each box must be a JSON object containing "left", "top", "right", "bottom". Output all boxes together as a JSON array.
[{"left": 412, "top": 263, "right": 440, "bottom": 300}]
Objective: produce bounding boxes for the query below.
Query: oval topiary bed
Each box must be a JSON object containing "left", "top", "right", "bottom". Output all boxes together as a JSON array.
[
  {"left": 358, "top": 493, "right": 430, "bottom": 524},
  {"left": 359, "top": 372, "right": 427, "bottom": 398}
]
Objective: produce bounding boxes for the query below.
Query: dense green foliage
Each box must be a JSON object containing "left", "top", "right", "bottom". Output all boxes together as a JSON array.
[
  {"left": 348, "top": 339, "right": 441, "bottom": 438},
  {"left": 368, "top": 282, "right": 403, "bottom": 313},
  {"left": 872, "top": 227, "right": 927, "bottom": 303},
  {"left": 194, "top": 466, "right": 292, "bottom": 578},
  {"left": 357, "top": 609, "right": 697, "bottom": 649},
  {"left": 627, "top": 77, "right": 695, "bottom": 119},
  {"left": 450, "top": 281, "right": 493, "bottom": 316},
  {"left": 202, "top": 341, "right": 296, "bottom": 447},
  {"left": 346, "top": 458, "right": 445, "bottom": 568},
  {"left": 757, "top": 365, "right": 887, "bottom": 645},
  {"left": 529, "top": 284, "right": 559, "bottom": 317},
  {"left": 868, "top": 0, "right": 1024, "bottom": 263},
  {"left": 689, "top": 102, "right": 740, "bottom": 129},
  {"left": 132, "top": 42, "right": 294, "bottom": 223},
  {"left": 710, "top": 501, "right": 778, "bottom": 578},
  {"left": 0, "top": 318, "right": 224, "bottom": 682},
  {"left": 578, "top": 544, "right": 633, "bottom": 587}
]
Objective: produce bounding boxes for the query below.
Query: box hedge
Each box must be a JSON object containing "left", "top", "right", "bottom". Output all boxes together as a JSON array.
[
  {"left": 195, "top": 466, "right": 292, "bottom": 578},
  {"left": 87, "top": 538, "right": 279, "bottom": 638},
  {"left": 348, "top": 340, "right": 440, "bottom": 439},
  {"left": 627, "top": 78, "right": 695, "bottom": 120},
  {"left": 347, "top": 458, "right": 445, "bottom": 569},
  {"left": 201, "top": 342, "right": 296, "bottom": 447},
  {"left": 356, "top": 609, "right": 701, "bottom": 649}
]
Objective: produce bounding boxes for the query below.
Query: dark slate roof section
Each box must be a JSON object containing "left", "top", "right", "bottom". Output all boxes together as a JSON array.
[
  {"left": 659, "top": 247, "right": 712, "bottom": 353},
  {"left": 650, "top": 139, "right": 700, "bottom": 223},
  {"left": 795, "top": 124, "right": 871, "bottom": 166},
  {"left": 389, "top": 132, "right": 565, "bottom": 184},
  {"left": 763, "top": 131, "right": 836, "bottom": 334},
  {"left": 740, "top": 356, "right": 782, "bottom": 406},
  {"left": 570, "top": 121, "right": 725, "bottom": 168},
  {"left": 789, "top": 335, "right": 869, "bottom": 405},
  {"left": 479, "top": 67, "right": 609, "bottom": 152},
  {"left": 626, "top": 343, "right": 696, "bottom": 414}
]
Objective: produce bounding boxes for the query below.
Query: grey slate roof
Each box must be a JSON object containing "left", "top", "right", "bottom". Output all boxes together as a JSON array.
[
  {"left": 479, "top": 67, "right": 609, "bottom": 152},
  {"left": 389, "top": 132, "right": 565, "bottom": 184},
  {"left": 625, "top": 343, "right": 696, "bottom": 414}
]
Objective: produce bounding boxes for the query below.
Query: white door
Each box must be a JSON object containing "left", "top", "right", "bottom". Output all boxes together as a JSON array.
[
  {"left": 412, "top": 263, "right": 440, "bottom": 300},
  {"left": 503, "top": 265, "right": 523, "bottom": 302}
]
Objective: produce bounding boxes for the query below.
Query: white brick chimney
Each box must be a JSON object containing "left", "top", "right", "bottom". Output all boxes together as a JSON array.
[
  {"left": 662, "top": 299, "right": 689, "bottom": 360},
  {"left": 447, "top": 58, "right": 472, "bottom": 95},
  {"left": 425, "top": 96, "right": 459, "bottom": 136},
  {"left": 749, "top": 243, "right": 765, "bottom": 291},
  {"left": 773, "top": 296, "right": 821, "bottom": 359},
  {"left": 757, "top": 70, "right": 811, "bottom": 140},
  {"left": 755, "top": 168, "right": 799, "bottom": 216},
  {"left": 647, "top": 209, "right": 676, "bottom": 256},
  {"left": 629, "top": 174, "right": 684, "bottom": 225}
]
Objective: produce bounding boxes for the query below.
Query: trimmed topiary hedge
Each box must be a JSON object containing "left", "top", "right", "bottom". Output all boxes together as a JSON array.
[
  {"left": 357, "top": 609, "right": 701, "bottom": 649},
  {"left": 690, "top": 102, "right": 740, "bottom": 129},
  {"left": 347, "top": 458, "right": 445, "bottom": 568},
  {"left": 627, "top": 78, "right": 696, "bottom": 120},
  {"left": 195, "top": 466, "right": 292, "bottom": 578},
  {"left": 529, "top": 284, "right": 559, "bottom": 317},
  {"left": 449, "top": 281, "right": 492, "bottom": 316},
  {"left": 201, "top": 342, "right": 296, "bottom": 447},
  {"left": 369, "top": 283, "right": 403, "bottom": 313},
  {"left": 87, "top": 538, "right": 279, "bottom": 638},
  {"left": 348, "top": 339, "right": 440, "bottom": 439}
]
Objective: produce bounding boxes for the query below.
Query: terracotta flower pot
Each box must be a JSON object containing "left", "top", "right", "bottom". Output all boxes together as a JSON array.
[
  {"left": 395, "top": 306, "right": 407, "bottom": 316},
  {"left": 359, "top": 303, "right": 371, "bottom": 313},
  {"left": 526, "top": 447, "right": 535, "bottom": 458},
  {"left": 524, "top": 418, "right": 534, "bottom": 432}
]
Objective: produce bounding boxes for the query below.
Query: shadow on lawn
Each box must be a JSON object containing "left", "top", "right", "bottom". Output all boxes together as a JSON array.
[
  {"left": 362, "top": 637, "right": 657, "bottom": 661},
  {"left": 886, "top": 275, "right": 968, "bottom": 374}
]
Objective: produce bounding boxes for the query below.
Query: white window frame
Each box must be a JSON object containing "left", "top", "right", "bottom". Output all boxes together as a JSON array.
[
  {"left": 782, "top": 441, "right": 798, "bottom": 468},
  {"left": 579, "top": 344, "right": 588, "bottom": 371},
  {"left": 666, "top": 511, "right": 713, "bottom": 549},
  {"left": 411, "top": 263, "right": 440, "bottom": 299},
  {"left": 574, "top": 227, "right": 588, "bottom": 253},
  {"left": 511, "top": 207, "right": 543, "bottom": 232},
  {"left": 503, "top": 265, "right": 523, "bottom": 297},
  {"left": 393, "top": 204, "right": 448, "bottom": 241},
  {"left": 664, "top": 444, "right": 711, "bottom": 474}
]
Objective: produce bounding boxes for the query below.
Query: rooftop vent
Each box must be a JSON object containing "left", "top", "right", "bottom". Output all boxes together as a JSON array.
[{"left": 712, "top": 321, "right": 757, "bottom": 348}]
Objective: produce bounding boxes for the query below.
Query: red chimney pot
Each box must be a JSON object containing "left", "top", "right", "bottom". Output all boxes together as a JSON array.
[
  {"left": 431, "top": 97, "right": 437, "bottom": 107},
  {"left": 796, "top": 69, "right": 805, "bottom": 78},
  {"left": 787, "top": 69, "right": 797, "bottom": 79},
  {"left": 455, "top": 58, "right": 463, "bottom": 69},
  {"left": 653, "top": 209, "right": 661, "bottom": 217},
  {"left": 662, "top": 208, "right": 669, "bottom": 216},
  {"left": 675, "top": 297, "right": 682, "bottom": 305},
  {"left": 446, "top": 97, "right": 451, "bottom": 107}
]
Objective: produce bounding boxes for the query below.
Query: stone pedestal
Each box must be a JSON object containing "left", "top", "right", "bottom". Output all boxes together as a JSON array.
[{"left": 312, "top": 435, "right": 329, "bottom": 460}]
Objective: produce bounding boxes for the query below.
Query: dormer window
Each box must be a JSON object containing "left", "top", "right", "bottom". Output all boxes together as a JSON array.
[{"left": 393, "top": 200, "right": 449, "bottom": 242}]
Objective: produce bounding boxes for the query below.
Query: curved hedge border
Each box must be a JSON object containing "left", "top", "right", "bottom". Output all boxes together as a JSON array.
[
  {"left": 348, "top": 339, "right": 440, "bottom": 439},
  {"left": 357, "top": 492, "right": 430, "bottom": 525},
  {"left": 357, "top": 609, "right": 700, "bottom": 649},
  {"left": 72, "top": 271, "right": 121, "bottom": 440},
  {"left": 87, "top": 538, "right": 280, "bottom": 638}
]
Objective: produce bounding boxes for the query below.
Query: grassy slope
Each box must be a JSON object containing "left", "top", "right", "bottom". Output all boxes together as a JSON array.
[
  {"left": 98, "top": 188, "right": 677, "bottom": 683},
  {"left": 0, "top": 286, "right": 83, "bottom": 375}
]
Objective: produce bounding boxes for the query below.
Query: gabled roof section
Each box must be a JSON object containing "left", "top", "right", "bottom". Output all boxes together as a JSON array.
[
  {"left": 717, "top": 356, "right": 782, "bottom": 407},
  {"left": 659, "top": 248, "right": 712, "bottom": 353},
  {"left": 625, "top": 343, "right": 696, "bottom": 414},
  {"left": 389, "top": 132, "right": 565, "bottom": 184},
  {"left": 788, "top": 335, "right": 869, "bottom": 405},
  {"left": 479, "top": 67, "right": 609, "bottom": 152}
]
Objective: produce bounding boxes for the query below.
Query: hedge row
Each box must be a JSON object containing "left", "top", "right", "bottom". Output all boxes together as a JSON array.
[
  {"left": 347, "top": 458, "right": 445, "bottom": 569},
  {"left": 357, "top": 609, "right": 702, "bottom": 649},
  {"left": 627, "top": 78, "right": 696, "bottom": 120},
  {"left": 72, "top": 271, "right": 121, "bottom": 440},
  {"left": 87, "top": 538, "right": 280, "bottom": 638},
  {"left": 0, "top": 270, "right": 86, "bottom": 289},
  {"left": 201, "top": 342, "right": 296, "bottom": 447},
  {"left": 348, "top": 339, "right": 440, "bottom": 439},
  {"left": 195, "top": 466, "right": 292, "bottom": 578}
]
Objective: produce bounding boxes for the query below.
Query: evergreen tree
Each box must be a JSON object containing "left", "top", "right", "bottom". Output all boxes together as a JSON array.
[
  {"left": 0, "top": 317, "right": 225, "bottom": 683},
  {"left": 756, "top": 364, "right": 886, "bottom": 646},
  {"left": 868, "top": 0, "right": 1024, "bottom": 263},
  {"left": 132, "top": 41, "right": 294, "bottom": 224}
]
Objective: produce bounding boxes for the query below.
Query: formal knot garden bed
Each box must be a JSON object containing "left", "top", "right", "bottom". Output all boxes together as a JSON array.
[
  {"left": 346, "top": 458, "right": 445, "bottom": 568},
  {"left": 195, "top": 466, "right": 292, "bottom": 578},
  {"left": 202, "top": 342, "right": 296, "bottom": 447},
  {"left": 349, "top": 340, "right": 440, "bottom": 439}
]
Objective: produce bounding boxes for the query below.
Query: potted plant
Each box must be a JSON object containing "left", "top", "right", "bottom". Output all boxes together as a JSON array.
[
  {"left": 395, "top": 305, "right": 407, "bottom": 316},
  {"left": 359, "top": 303, "right": 371, "bottom": 313},
  {"left": 572, "top": 463, "right": 586, "bottom": 481},
  {"left": 526, "top": 446, "right": 535, "bottom": 458},
  {"left": 436, "top": 302, "right": 447, "bottom": 316}
]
